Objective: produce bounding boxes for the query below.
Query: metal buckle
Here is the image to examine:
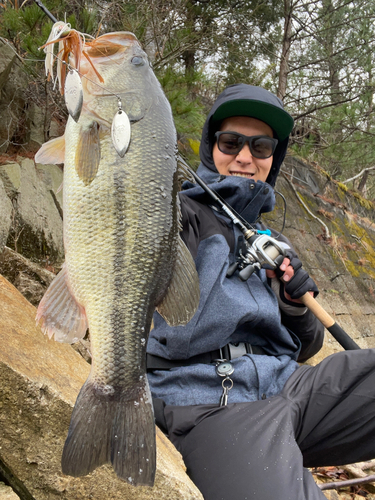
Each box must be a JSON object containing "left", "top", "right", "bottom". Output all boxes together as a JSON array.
[{"left": 228, "top": 342, "right": 251, "bottom": 359}]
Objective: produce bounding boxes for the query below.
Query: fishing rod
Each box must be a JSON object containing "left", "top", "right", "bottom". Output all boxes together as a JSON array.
[
  {"left": 33, "top": 0, "right": 58, "bottom": 22},
  {"left": 187, "top": 166, "right": 361, "bottom": 351},
  {"left": 187, "top": 166, "right": 287, "bottom": 280}
]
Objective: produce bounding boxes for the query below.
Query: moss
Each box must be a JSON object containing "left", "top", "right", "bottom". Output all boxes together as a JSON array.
[
  {"left": 330, "top": 219, "right": 342, "bottom": 233},
  {"left": 296, "top": 192, "right": 316, "bottom": 211},
  {"left": 320, "top": 168, "right": 332, "bottom": 180},
  {"left": 344, "top": 217, "right": 361, "bottom": 234},
  {"left": 352, "top": 192, "right": 375, "bottom": 210},
  {"left": 340, "top": 216, "right": 375, "bottom": 278},
  {"left": 336, "top": 188, "right": 347, "bottom": 202},
  {"left": 345, "top": 259, "right": 361, "bottom": 277},
  {"left": 337, "top": 182, "right": 348, "bottom": 193}
]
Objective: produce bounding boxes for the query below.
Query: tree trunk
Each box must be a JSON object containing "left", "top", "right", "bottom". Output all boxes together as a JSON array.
[
  {"left": 183, "top": 49, "right": 195, "bottom": 77},
  {"left": 323, "top": 0, "right": 340, "bottom": 104},
  {"left": 182, "top": 0, "right": 197, "bottom": 85},
  {"left": 357, "top": 169, "right": 369, "bottom": 195},
  {"left": 277, "top": 0, "right": 293, "bottom": 100}
]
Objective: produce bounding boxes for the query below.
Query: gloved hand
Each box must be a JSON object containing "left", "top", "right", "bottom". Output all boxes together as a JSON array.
[{"left": 266, "top": 252, "right": 319, "bottom": 315}]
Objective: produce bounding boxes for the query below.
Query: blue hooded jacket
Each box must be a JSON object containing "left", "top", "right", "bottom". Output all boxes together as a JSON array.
[{"left": 147, "top": 85, "right": 322, "bottom": 406}]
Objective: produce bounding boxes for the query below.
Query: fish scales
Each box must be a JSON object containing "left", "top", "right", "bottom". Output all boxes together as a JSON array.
[
  {"left": 64, "top": 106, "right": 176, "bottom": 387},
  {"left": 36, "top": 31, "right": 199, "bottom": 486}
]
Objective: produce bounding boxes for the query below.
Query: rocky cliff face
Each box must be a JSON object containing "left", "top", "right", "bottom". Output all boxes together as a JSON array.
[{"left": 277, "top": 157, "right": 375, "bottom": 361}]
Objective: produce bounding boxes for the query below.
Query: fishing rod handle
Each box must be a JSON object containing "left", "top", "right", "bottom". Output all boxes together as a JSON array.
[
  {"left": 299, "top": 292, "right": 335, "bottom": 328},
  {"left": 300, "top": 292, "right": 361, "bottom": 350}
]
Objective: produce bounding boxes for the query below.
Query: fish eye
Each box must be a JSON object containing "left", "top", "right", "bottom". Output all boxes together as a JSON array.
[{"left": 131, "top": 56, "right": 145, "bottom": 66}]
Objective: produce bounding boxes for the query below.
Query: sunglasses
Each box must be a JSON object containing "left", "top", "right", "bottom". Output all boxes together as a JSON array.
[{"left": 215, "top": 131, "right": 278, "bottom": 159}]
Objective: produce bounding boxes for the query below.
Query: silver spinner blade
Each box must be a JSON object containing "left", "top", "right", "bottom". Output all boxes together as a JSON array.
[
  {"left": 64, "top": 69, "right": 83, "bottom": 122},
  {"left": 111, "top": 109, "right": 131, "bottom": 157}
]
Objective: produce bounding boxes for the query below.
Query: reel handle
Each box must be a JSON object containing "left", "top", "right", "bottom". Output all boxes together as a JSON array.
[
  {"left": 239, "top": 263, "right": 260, "bottom": 281},
  {"left": 226, "top": 262, "right": 239, "bottom": 277}
]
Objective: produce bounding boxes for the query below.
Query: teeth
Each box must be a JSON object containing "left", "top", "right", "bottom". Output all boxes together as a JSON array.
[{"left": 232, "top": 173, "right": 254, "bottom": 178}]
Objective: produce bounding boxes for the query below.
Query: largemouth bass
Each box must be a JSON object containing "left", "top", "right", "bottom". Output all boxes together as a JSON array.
[{"left": 35, "top": 30, "right": 200, "bottom": 486}]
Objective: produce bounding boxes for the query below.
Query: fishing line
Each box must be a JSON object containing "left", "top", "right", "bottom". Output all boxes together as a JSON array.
[
  {"left": 263, "top": 190, "right": 287, "bottom": 238},
  {"left": 275, "top": 191, "right": 287, "bottom": 235}
]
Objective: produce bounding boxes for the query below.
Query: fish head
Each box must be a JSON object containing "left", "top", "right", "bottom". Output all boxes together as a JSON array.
[{"left": 78, "top": 32, "right": 160, "bottom": 123}]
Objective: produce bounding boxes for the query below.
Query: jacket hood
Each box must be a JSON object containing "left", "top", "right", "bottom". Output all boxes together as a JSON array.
[
  {"left": 182, "top": 163, "right": 276, "bottom": 224},
  {"left": 199, "top": 84, "right": 294, "bottom": 187}
]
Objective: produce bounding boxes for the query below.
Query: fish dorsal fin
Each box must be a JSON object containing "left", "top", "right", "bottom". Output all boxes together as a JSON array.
[
  {"left": 75, "top": 121, "right": 101, "bottom": 185},
  {"left": 156, "top": 236, "right": 200, "bottom": 326},
  {"left": 35, "top": 135, "right": 65, "bottom": 165},
  {"left": 36, "top": 263, "right": 88, "bottom": 343}
]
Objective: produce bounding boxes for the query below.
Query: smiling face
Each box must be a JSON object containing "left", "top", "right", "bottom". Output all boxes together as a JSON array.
[{"left": 212, "top": 116, "right": 274, "bottom": 183}]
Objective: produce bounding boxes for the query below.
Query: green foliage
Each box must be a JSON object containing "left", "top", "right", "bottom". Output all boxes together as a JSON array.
[
  {"left": 156, "top": 66, "right": 207, "bottom": 165},
  {"left": 1, "top": 0, "right": 375, "bottom": 195},
  {"left": 158, "top": 67, "right": 205, "bottom": 136},
  {"left": 0, "top": 0, "right": 99, "bottom": 61}
]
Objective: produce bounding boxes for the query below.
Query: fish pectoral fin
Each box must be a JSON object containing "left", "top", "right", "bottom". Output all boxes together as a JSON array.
[
  {"left": 61, "top": 377, "right": 156, "bottom": 486},
  {"left": 36, "top": 263, "right": 88, "bottom": 343},
  {"left": 35, "top": 134, "right": 65, "bottom": 165},
  {"left": 75, "top": 121, "right": 101, "bottom": 185},
  {"left": 156, "top": 236, "right": 200, "bottom": 326}
]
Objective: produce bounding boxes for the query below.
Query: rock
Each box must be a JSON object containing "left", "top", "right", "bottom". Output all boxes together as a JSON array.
[
  {"left": 277, "top": 157, "right": 375, "bottom": 352},
  {"left": 0, "top": 247, "right": 56, "bottom": 306},
  {"left": 0, "top": 275, "right": 203, "bottom": 500},
  {"left": 0, "top": 179, "right": 12, "bottom": 252},
  {"left": 35, "top": 163, "right": 63, "bottom": 211},
  {"left": 49, "top": 119, "right": 65, "bottom": 139},
  {"left": 28, "top": 103, "right": 46, "bottom": 150},
  {"left": 0, "top": 163, "right": 21, "bottom": 200},
  {"left": 339, "top": 495, "right": 368, "bottom": 500},
  {"left": 0, "top": 40, "right": 27, "bottom": 153},
  {"left": 0, "top": 482, "right": 20, "bottom": 500},
  {"left": 5, "top": 157, "right": 64, "bottom": 262},
  {"left": 322, "top": 489, "right": 340, "bottom": 499}
]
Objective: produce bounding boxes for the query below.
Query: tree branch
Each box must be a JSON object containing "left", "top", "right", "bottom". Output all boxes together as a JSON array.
[
  {"left": 318, "top": 474, "right": 375, "bottom": 491},
  {"left": 282, "top": 171, "right": 330, "bottom": 239},
  {"left": 291, "top": 93, "right": 363, "bottom": 120},
  {"left": 342, "top": 166, "right": 375, "bottom": 184}
]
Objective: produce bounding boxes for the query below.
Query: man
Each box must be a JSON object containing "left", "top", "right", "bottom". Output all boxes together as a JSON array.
[{"left": 147, "top": 84, "right": 375, "bottom": 500}]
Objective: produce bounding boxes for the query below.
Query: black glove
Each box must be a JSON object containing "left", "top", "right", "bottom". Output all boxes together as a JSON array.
[{"left": 276, "top": 252, "right": 319, "bottom": 300}]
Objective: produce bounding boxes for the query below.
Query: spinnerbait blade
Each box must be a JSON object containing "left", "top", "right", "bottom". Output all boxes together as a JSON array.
[
  {"left": 111, "top": 109, "right": 131, "bottom": 157},
  {"left": 64, "top": 69, "right": 83, "bottom": 122}
]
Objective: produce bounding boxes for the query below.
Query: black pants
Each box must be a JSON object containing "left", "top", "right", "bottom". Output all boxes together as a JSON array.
[{"left": 163, "top": 350, "right": 375, "bottom": 500}]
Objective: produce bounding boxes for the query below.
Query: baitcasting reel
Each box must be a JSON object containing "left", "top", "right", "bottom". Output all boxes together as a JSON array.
[
  {"left": 182, "top": 162, "right": 287, "bottom": 282},
  {"left": 226, "top": 229, "right": 286, "bottom": 281}
]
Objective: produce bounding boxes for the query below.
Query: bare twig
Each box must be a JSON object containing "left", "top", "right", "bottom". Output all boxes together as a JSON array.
[
  {"left": 341, "top": 166, "right": 375, "bottom": 184},
  {"left": 318, "top": 474, "right": 375, "bottom": 491},
  {"left": 282, "top": 171, "right": 330, "bottom": 239}
]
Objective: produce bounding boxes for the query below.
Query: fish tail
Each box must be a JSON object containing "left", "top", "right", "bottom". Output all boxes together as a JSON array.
[{"left": 61, "top": 377, "right": 156, "bottom": 486}]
